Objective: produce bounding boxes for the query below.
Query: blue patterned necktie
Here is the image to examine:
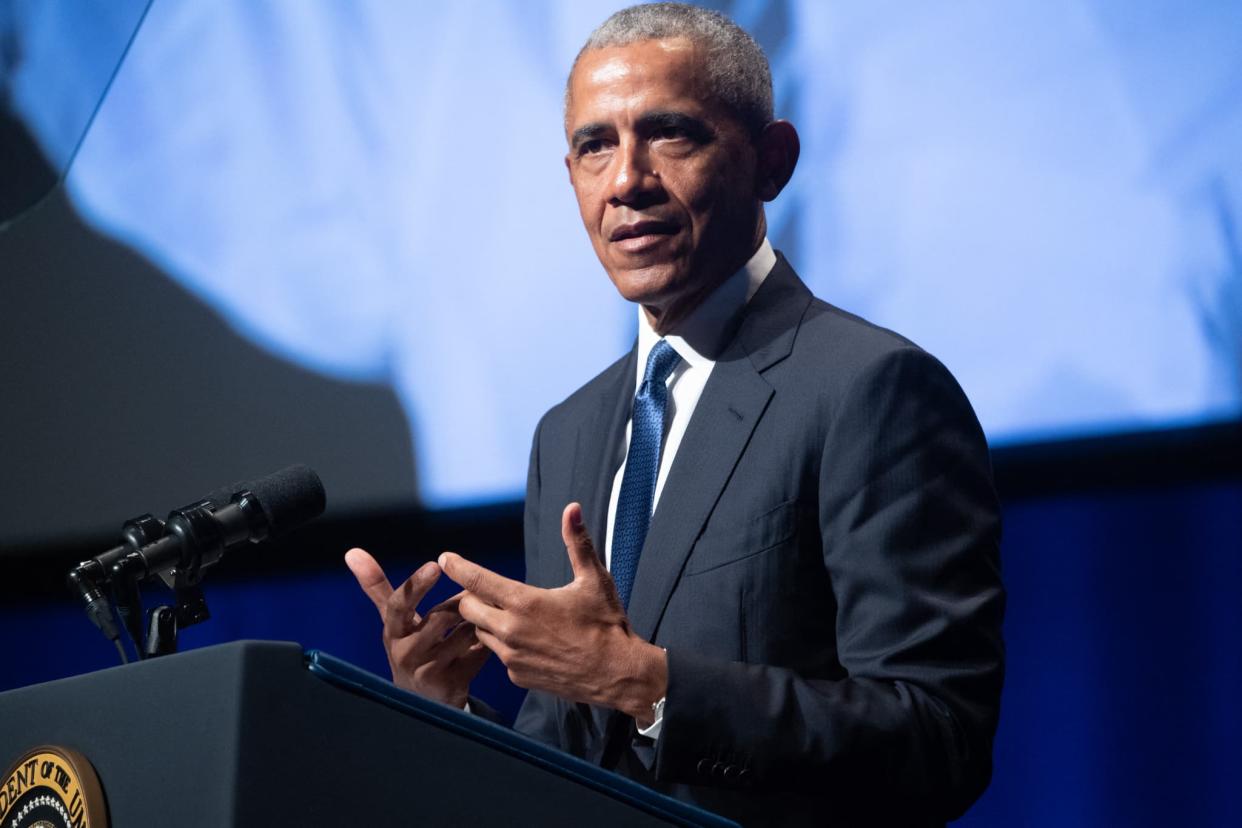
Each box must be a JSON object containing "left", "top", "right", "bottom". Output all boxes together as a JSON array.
[{"left": 612, "top": 339, "right": 681, "bottom": 609}]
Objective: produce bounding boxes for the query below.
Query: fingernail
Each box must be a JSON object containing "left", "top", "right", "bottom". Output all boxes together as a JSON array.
[{"left": 438, "top": 552, "right": 449, "bottom": 568}]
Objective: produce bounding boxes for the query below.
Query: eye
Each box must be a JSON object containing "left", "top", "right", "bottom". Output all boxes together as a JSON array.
[
  {"left": 652, "top": 126, "right": 688, "bottom": 142},
  {"left": 577, "top": 139, "right": 608, "bottom": 157}
]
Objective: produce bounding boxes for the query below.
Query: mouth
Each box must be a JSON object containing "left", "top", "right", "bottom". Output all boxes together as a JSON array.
[
  {"left": 609, "top": 220, "right": 679, "bottom": 242},
  {"left": 608, "top": 219, "right": 680, "bottom": 254}
]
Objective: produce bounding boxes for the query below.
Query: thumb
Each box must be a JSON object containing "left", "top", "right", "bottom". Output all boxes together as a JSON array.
[{"left": 561, "top": 502, "right": 603, "bottom": 581}]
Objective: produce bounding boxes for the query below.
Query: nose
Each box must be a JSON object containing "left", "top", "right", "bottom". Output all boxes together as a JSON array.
[{"left": 607, "top": 139, "right": 661, "bottom": 207}]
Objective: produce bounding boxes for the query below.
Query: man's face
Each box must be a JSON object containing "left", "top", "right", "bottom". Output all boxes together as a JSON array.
[{"left": 564, "top": 38, "right": 763, "bottom": 327}]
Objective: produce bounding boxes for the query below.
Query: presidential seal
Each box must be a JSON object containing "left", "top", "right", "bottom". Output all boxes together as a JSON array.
[{"left": 0, "top": 746, "right": 107, "bottom": 828}]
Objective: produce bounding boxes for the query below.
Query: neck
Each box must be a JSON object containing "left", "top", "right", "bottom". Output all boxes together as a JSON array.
[{"left": 643, "top": 217, "right": 766, "bottom": 336}]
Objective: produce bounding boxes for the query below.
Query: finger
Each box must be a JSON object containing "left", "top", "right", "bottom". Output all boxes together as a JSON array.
[
  {"left": 404, "top": 593, "right": 468, "bottom": 649},
  {"left": 425, "top": 592, "right": 465, "bottom": 614},
  {"left": 457, "top": 591, "right": 509, "bottom": 638},
  {"left": 473, "top": 626, "right": 510, "bottom": 662},
  {"left": 345, "top": 548, "right": 393, "bottom": 614},
  {"left": 418, "top": 592, "right": 466, "bottom": 626},
  {"left": 438, "top": 552, "right": 523, "bottom": 608},
  {"left": 436, "top": 622, "right": 484, "bottom": 660},
  {"left": 461, "top": 639, "right": 492, "bottom": 672},
  {"left": 384, "top": 561, "right": 442, "bottom": 638},
  {"left": 453, "top": 627, "right": 495, "bottom": 672},
  {"left": 561, "top": 502, "right": 603, "bottom": 581},
  {"left": 412, "top": 602, "right": 466, "bottom": 648}
]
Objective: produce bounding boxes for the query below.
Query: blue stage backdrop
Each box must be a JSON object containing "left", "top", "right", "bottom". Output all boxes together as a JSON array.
[{"left": 2, "top": 0, "right": 1239, "bottom": 540}]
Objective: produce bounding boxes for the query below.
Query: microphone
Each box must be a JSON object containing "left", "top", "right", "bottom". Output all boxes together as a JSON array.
[
  {"left": 114, "top": 464, "right": 326, "bottom": 586},
  {"left": 67, "top": 465, "right": 326, "bottom": 649},
  {"left": 69, "top": 485, "right": 240, "bottom": 591}
]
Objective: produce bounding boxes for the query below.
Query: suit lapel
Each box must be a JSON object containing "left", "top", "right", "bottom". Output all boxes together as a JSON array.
[
  {"left": 561, "top": 348, "right": 634, "bottom": 762},
  {"left": 582, "top": 257, "right": 811, "bottom": 762},
  {"left": 626, "top": 255, "right": 812, "bottom": 643},
  {"left": 568, "top": 347, "right": 635, "bottom": 582}
]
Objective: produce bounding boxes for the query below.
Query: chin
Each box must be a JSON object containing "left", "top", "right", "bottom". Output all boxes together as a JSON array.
[{"left": 607, "top": 263, "right": 686, "bottom": 307}]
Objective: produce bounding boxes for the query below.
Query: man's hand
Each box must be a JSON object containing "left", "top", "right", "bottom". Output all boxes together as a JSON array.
[
  {"left": 439, "top": 502, "right": 668, "bottom": 725},
  {"left": 345, "top": 548, "right": 490, "bottom": 709}
]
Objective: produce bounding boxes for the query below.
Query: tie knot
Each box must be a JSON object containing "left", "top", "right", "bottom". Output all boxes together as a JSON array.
[{"left": 643, "top": 339, "right": 681, "bottom": 388}]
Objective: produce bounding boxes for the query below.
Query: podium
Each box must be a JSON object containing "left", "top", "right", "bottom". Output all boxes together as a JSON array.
[{"left": 0, "top": 641, "right": 736, "bottom": 827}]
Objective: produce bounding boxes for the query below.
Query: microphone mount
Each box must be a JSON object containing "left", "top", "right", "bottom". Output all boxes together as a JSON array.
[
  {"left": 66, "top": 513, "right": 166, "bottom": 663},
  {"left": 66, "top": 465, "right": 326, "bottom": 664}
]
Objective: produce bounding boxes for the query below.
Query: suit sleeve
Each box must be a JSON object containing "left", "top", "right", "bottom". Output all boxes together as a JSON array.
[
  {"left": 511, "top": 413, "right": 564, "bottom": 748},
  {"left": 652, "top": 347, "right": 1005, "bottom": 821}
]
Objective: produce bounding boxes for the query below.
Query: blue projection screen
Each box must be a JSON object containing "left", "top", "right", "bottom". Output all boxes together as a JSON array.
[{"left": 7, "top": 0, "right": 1241, "bottom": 510}]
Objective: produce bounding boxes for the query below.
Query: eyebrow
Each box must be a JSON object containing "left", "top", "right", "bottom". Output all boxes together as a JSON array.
[
  {"left": 636, "top": 110, "right": 714, "bottom": 143},
  {"left": 569, "top": 110, "right": 716, "bottom": 152},
  {"left": 570, "top": 123, "right": 610, "bottom": 152}
]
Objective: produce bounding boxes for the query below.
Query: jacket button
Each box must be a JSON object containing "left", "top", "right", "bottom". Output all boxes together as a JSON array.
[
  {"left": 738, "top": 768, "right": 753, "bottom": 785},
  {"left": 723, "top": 764, "right": 741, "bottom": 782},
  {"left": 696, "top": 759, "right": 713, "bottom": 776},
  {"left": 711, "top": 761, "right": 726, "bottom": 778}
]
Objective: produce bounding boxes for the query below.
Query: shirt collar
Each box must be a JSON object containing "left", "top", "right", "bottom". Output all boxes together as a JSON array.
[{"left": 636, "top": 237, "right": 776, "bottom": 382}]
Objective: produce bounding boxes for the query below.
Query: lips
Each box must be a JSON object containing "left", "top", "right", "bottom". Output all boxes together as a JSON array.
[{"left": 609, "top": 219, "right": 679, "bottom": 242}]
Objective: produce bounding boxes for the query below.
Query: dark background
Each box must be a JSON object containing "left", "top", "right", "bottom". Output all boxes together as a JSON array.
[
  {"left": 0, "top": 192, "right": 418, "bottom": 550},
  {"left": 1, "top": 195, "right": 1240, "bottom": 826}
]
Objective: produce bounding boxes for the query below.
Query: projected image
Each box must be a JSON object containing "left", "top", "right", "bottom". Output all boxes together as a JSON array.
[{"left": 7, "top": 0, "right": 1241, "bottom": 508}]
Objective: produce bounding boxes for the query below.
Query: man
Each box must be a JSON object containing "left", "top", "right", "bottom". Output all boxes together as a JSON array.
[{"left": 346, "top": 4, "right": 1004, "bottom": 825}]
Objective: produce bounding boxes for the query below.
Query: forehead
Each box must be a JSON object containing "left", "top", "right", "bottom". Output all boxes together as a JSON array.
[{"left": 566, "top": 38, "right": 714, "bottom": 129}]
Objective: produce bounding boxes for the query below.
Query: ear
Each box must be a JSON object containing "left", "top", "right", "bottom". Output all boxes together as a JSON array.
[{"left": 754, "top": 120, "right": 800, "bottom": 202}]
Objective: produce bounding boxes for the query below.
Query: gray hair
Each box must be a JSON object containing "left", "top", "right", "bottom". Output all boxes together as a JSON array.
[{"left": 566, "top": 3, "right": 774, "bottom": 137}]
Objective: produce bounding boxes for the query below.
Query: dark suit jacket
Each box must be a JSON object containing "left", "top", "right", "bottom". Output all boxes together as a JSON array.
[{"left": 513, "top": 255, "right": 1005, "bottom": 826}]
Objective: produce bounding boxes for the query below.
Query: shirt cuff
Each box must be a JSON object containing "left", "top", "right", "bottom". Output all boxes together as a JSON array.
[
  {"left": 636, "top": 700, "right": 665, "bottom": 740},
  {"left": 637, "top": 717, "right": 663, "bottom": 740}
]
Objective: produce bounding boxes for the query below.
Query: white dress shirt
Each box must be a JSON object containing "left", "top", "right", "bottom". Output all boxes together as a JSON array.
[
  {"left": 464, "top": 241, "right": 776, "bottom": 723},
  {"left": 604, "top": 238, "right": 776, "bottom": 739}
]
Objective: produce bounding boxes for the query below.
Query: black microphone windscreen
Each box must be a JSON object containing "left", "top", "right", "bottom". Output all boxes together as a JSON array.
[
  {"left": 245, "top": 465, "right": 326, "bottom": 537},
  {"left": 203, "top": 480, "right": 246, "bottom": 509}
]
